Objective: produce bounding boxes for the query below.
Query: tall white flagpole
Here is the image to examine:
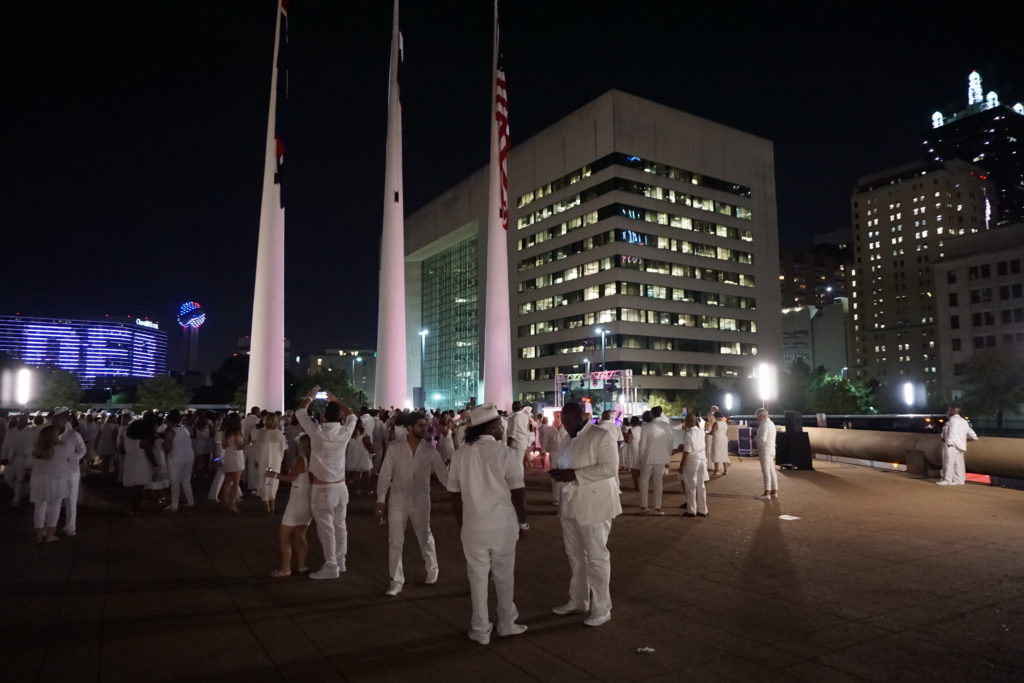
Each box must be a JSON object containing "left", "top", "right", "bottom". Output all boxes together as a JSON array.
[
  {"left": 246, "top": 0, "right": 286, "bottom": 412},
  {"left": 374, "top": 0, "right": 408, "bottom": 409},
  {"left": 482, "top": 0, "right": 513, "bottom": 410}
]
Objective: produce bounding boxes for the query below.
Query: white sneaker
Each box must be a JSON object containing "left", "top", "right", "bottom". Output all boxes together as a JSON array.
[
  {"left": 310, "top": 565, "right": 340, "bottom": 580},
  {"left": 467, "top": 629, "right": 491, "bottom": 645},
  {"left": 63, "top": 529, "right": 76, "bottom": 537},
  {"left": 757, "top": 494, "right": 772, "bottom": 500},
  {"left": 385, "top": 582, "right": 402, "bottom": 596},
  {"left": 552, "top": 603, "right": 588, "bottom": 616},
  {"left": 497, "top": 623, "right": 528, "bottom": 637},
  {"left": 425, "top": 569, "right": 438, "bottom": 585},
  {"left": 584, "top": 613, "right": 611, "bottom": 627},
  {"left": 936, "top": 481, "right": 951, "bottom": 486}
]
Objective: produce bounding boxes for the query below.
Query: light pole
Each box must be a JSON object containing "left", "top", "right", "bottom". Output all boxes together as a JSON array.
[
  {"left": 419, "top": 329, "right": 429, "bottom": 407},
  {"left": 351, "top": 355, "right": 363, "bottom": 404},
  {"left": 757, "top": 362, "right": 778, "bottom": 411},
  {"left": 583, "top": 358, "right": 591, "bottom": 391},
  {"left": 595, "top": 327, "right": 608, "bottom": 408}
]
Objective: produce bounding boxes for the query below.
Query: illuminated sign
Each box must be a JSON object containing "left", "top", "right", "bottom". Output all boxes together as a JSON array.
[
  {"left": 968, "top": 71, "right": 983, "bottom": 106},
  {"left": 136, "top": 318, "right": 160, "bottom": 330},
  {"left": 0, "top": 316, "right": 167, "bottom": 388}
]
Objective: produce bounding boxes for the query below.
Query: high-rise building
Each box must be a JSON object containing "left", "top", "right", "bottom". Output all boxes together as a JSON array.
[
  {"left": 925, "top": 71, "right": 1024, "bottom": 225},
  {"left": 932, "top": 223, "right": 1024, "bottom": 401},
  {"left": 781, "top": 298, "right": 851, "bottom": 374},
  {"left": 778, "top": 244, "right": 850, "bottom": 307},
  {"left": 849, "top": 159, "right": 992, "bottom": 404},
  {"left": 0, "top": 315, "right": 167, "bottom": 388},
  {"left": 405, "top": 90, "right": 782, "bottom": 408}
]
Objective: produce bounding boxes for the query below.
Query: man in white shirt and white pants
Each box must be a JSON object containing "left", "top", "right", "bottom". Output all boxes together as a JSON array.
[
  {"left": 637, "top": 407, "right": 673, "bottom": 515},
  {"left": 376, "top": 411, "right": 449, "bottom": 596},
  {"left": 296, "top": 389, "right": 357, "bottom": 579},
  {"left": 755, "top": 408, "right": 778, "bottom": 499},
  {"left": 447, "top": 403, "right": 529, "bottom": 645},
  {"left": 679, "top": 415, "right": 708, "bottom": 516},
  {"left": 938, "top": 403, "right": 978, "bottom": 486},
  {"left": 550, "top": 401, "right": 622, "bottom": 627}
]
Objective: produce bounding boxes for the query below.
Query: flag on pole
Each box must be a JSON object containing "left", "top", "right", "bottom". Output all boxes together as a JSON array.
[{"left": 495, "top": 63, "right": 510, "bottom": 230}]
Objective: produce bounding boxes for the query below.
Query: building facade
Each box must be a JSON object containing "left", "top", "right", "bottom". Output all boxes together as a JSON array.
[
  {"left": 0, "top": 315, "right": 167, "bottom": 388},
  {"left": 849, "top": 159, "right": 992, "bottom": 405},
  {"left": 932, "top": 223, "right": 1024, "bottom": 400},
  {"left": 405, "top": 90, "right": 782, "bottom": 408},
  {"left": 781, "top": 298, "right": 851, "bottom": 374},
  {"left": 779, "top": 244, "right": 850, "bottom": 307},
  {"left": 925, "top": 71, "right": 1024, "bottom": 226}
]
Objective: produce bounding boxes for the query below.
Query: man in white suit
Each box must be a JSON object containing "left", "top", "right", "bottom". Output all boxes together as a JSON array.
[
  {"left": 549, "top": 401, "right": 622, "bottom": 627},
  {"left": 937, "top": 403, "right": 978, "bottom": 486},
  {"left": 755, "top": 408, "right": 778, "bottom": 499}
]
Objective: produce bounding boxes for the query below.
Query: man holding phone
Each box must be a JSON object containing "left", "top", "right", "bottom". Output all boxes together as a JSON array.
[{"left": 295, "top": 386, "right": 357, "bottom": 579}]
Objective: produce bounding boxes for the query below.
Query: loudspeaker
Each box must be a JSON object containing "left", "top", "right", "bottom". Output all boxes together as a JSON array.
[{"left": 784, "top": 410, "right": 803, "bottom": 433}]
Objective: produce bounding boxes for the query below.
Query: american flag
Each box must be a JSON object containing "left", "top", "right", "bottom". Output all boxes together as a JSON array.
[
  {"left": 495, "top": 63, "right": 510, "bottom": 230},
  {"left": 274, "top": 0, "right": 289, "bottom": 206}
]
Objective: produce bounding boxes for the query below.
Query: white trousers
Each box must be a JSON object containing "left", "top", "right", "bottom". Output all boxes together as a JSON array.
[
  {"left": 311, "top": 482, "right": 348, "bottom": 569},
  {"left": 208, "top": 468, "right": 225, "bottom": 500},
  {"left": 245, "top": 448, "right": 259, "bottom": 491},
  {"left": 559, "top": 515, "right": 613, "bottom": 618},
  {"left": 638, "top": 464, "right": 665, "bottom": 509},
  {"left": 759, "top": 454, "right": 778, "bottom": 491},
  {"left": 261, "top": 475, "right": 280, "bottom": 503},
  {"left": 4, "top": 456, "right": 27, "bottom": 504},
  {"left": 682, "top": 457, "right": 708, "bottom": 514},
  {"left": 387, "top": 500, "right": 437, "bottom": 586},
  {"left": 34, "top": 499, "right": 63, "bottom": 528},
  {"left": 462, "top": 525, "right": 518, "bottom": 637},
  {"left": 62, "top": 471, "right": 80, "bottom": 533},
  {"left": 168, "top": 456, "right": 195, "bottom": 508},
  {"left": 940, "top": 444, "right": 966, "bottom": 485}
]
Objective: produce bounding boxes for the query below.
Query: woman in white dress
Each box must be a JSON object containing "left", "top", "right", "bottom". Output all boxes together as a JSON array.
[
  {"left": 709, "top": 411, "right": 731, "bottom": 475},
  {"left": 96, "top": 414, "right": 119, "bottom": 477},
  {"left": 29, "top": 425, "right": 70, "bottom": 543},
  {"left": 254, "top": 413, "right": 287, "bottom": 512},
  {"left": 266, "top": 434, "right": 312, "bottom": 577},
  {"left": 123, "top": 415, "right": 158, "bottom": 515},
  {"left": 219, "top": 413, "right": 245, "bottom": 513},
  {"left": 344, "top": 418, "right": 374, "bottom": 495}
]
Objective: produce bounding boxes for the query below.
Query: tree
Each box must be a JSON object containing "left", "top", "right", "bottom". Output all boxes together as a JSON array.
[
  {"left": 33, "top": 369, "right": 83, "bottom": 410},
  {"left": 692, "top": 378, "right": 723, "bottom": 415},
  {"left": 191, "top": 354, "right": 249, "bottom": 405},
  {"left": 136, "top": 375, "right": 188, "bottom": 413},
  {"left": 960, "top": 348, "right": 1024, "bottom": 429},
  {"left": 646, "top": 390, "right": 687, "bottom": 417},
  {"left": 806, "top": 375, "right": 871, "bottom": 414},
  {"left": 292, "top": 371, "right": 358, "bottom": 409}
]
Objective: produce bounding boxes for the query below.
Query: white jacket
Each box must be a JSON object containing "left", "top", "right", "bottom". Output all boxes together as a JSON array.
[
  {"left": 297, "top": 412, "right": 357, "bottom": 482},
  {"left": 755, "top": 418, "right": 777, "bottom": 457},
  {"left": 942, "top": 414, "right": 978, "bottom": 451},
  {"left": 638, "top": 421, "right": 674, "bottom": 466},
  {"left": 557, "top": 423, "right": 622, "bottom": 525}
]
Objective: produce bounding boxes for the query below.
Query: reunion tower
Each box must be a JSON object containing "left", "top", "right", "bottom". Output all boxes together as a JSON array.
[{"left": 178, "top": 301, "right": 206, "bottom": 372}]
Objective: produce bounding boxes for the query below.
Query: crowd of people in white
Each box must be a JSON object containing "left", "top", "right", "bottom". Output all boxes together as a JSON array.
[{"left": 0, "top": 393, "right": 798, "bottom": 643}]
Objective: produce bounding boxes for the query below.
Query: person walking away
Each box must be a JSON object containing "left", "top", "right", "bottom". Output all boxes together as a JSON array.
[
  {"left": 506, "top": 402, "right": 532, "bottom": 469},
  {"left": 163, "top": 410, "right": 196, "bottom": 511},
  {"left": 2, "top": 415, "right": 32, "bottom": 506},
  {"left": 376, "top": 411, "right": 448, "bottom": 596},
  {"left": 937, "top": 402, "right": 978, "bottom": 486},
  {"left": 623, "top": 416, "right": 642, "bottom": 491},
  {"left": 96, "top": 414, "right": 119, "bottom": 478},
  {"left": 447, "top": 403, "right": 529, "bottom": 644},
  {"left": 123, "top": 414, "right": 159, "bottom": 515},
  {"left": 296, "top": 388, "right": 357, "bottom": 580},
  {"left": 637, "top": 407, "right": 672, "bottom": 515},
  {"left": 266, "top": 434, "right": 314, "bottom": 577},
  {"left": 219, "top": 414, "right": 246, "bottom": 513},
  {"left": 709, "top": 411, "right": 731, "bottom": 475},
  {"left": 51, "top": 408, "right": 86, "bottom": 535},
  {"left": 679, "top": 415, "right": 708, "bottom": 516},
  {"left": 345, "top": 418, "right": 374, "bottom": 495},
  {"left": 28, "top": 425, "right": 70, "bottom": 543},
  {"left": 549, "top": 401, "right": 622, "bottom": 627},
  {"left": 755, "top": 409, "right": 778, "bottom": 499}
]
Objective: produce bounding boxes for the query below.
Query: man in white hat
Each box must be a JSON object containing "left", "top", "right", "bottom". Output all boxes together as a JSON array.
[
  {"left": 375, "top": 411, "right": 448, "bottom": 596},
  {"left": 447, "top": 402, "right": 529, "bottom": 645},
  {"left": 51, "top": 408, "right": 86, "bottom": 536},
  {"left": 549, "top": 400, "right": 622, "bottom": 627}
]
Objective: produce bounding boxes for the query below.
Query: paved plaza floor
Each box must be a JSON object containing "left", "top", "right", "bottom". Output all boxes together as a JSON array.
[{"left": 2, "top": 456, "right": 1023, "bottom": 682}]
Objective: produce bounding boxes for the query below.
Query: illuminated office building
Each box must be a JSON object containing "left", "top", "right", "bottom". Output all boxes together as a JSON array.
[
  {"left": 405, "top": 90, "right": 782, "bottom": 406},
  {"left": 848, "top": 159, "right": 992, "bottom": 401},
  {"left": 0, "top": 315, "right": 167, "bottom": 388}
]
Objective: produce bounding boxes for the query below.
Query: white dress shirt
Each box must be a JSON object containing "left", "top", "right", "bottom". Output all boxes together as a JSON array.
[
  {"left": 755, "top": 418, "right": 777, "bottom": 457},
  {"left": 447, "top": 435, "right": 524, "bottom": 532},
  {"left": 942, "top": 414, "right": 978, "bottom": 451},
  {"left": 296, "top": 412, "right": 357, "bottom": 482}
]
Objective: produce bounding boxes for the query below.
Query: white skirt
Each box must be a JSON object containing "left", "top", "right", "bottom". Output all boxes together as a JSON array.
[
  {"left": 29, "top": 458, "right": 70, "bottom": 504},
  {"left": 123, "top": 440, "right": 153, "bottom": 487}
]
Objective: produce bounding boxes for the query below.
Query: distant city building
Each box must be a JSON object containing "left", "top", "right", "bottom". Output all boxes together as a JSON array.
[
  {"left": 780, "top": 298, "right": 851, "bottom": 375},
  {"left": 849, "top": 159, "right": 992, "bottom": 401},
  {"left": 779, "top": 244, "right": 850, "bottom": 307},
  {"left": 932, "top": 223, "right": 1024, "bottom": 401},
  {"left": 925, "top": 71, "right": 1024, "bottom": 225},
  {"left": 0, "top": 314, "right": 167, "bottom": 388},
  {"left": 306, "top": 348, "right": 376, "bottom": 406},
  {"left": 813, "top": 226, "right": 852, "bottom": 250},
  {"left": 404, "top": 90, "right": 782, "bottom": 408}
]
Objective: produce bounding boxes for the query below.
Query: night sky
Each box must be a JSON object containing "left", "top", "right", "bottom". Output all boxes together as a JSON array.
[{"left": 5, "top": 1, "right": 1020, "bottom": 373}]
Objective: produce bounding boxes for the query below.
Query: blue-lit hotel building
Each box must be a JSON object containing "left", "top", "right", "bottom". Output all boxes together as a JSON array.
[{"left": 0, "top": 315, "right": 168, "bottom": 387}]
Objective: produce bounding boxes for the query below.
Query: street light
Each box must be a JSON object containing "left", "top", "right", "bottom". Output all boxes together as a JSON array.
[
  {"left": 757, "top": 362, "right": 778, "bottom": 410},
  {"left": 595, "top": 327, "right": 608, "bottom": 410},
  {"left": 902, "top": 381, "right": 914, "bottom": 409},
  {"left": 582, "top": 358, "right": 591, "bottom": 390},
  {"left": 419, "top": 330, "right": 429, "bottom": 407},
  {"left": 724, "top": 392, "right": 735, "bottom": 412},
  {"left": 351, "top": 355, "right": 363, "bottom": 404}
]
